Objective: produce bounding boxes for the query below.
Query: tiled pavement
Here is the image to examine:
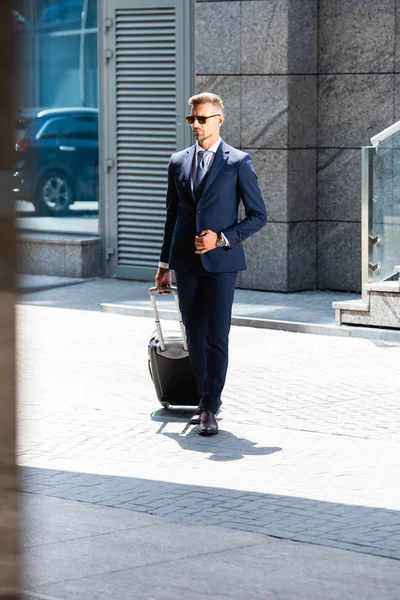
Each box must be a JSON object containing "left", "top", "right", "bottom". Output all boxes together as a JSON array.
[
  {"left": 21, "top": 495, "right": 400, "bottom": 600},
  {"left": 17, "top": 286, "right": 400, "bottom": 566}
]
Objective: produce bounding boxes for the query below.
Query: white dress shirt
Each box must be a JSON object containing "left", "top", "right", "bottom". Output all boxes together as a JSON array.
[{"left": 159, "top": 137, "right": 230, "bottom": 269}]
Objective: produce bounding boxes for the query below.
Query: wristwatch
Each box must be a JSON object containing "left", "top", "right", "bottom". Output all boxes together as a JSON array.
[{"left": 216, "top": 232, "right": 226, "bottom": 248}]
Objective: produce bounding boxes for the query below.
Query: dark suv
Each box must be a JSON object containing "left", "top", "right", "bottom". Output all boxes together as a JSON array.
[{"left": 14, "top": 107, "right": 99, "bottom": 216}]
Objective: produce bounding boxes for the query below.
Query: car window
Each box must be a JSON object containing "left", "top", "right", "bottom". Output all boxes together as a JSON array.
[
  {"left": 59, "top": 115, "right": 98, "bottom": 141},
  {"left": 37, "top": 117, "right": 63, "bottom": 140}
]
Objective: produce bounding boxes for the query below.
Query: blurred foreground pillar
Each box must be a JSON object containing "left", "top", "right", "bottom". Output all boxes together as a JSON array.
[{"left": 0, "top": 1, "right": 20, "bottom": 598}]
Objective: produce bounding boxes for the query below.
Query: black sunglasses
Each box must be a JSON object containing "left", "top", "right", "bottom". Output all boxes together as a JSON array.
[{"left": 185, "top": 114, "right": 221, "bottom": 125}]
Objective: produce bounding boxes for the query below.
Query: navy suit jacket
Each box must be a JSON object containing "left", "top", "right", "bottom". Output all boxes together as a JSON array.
[{"left": 160, "top": 139, "right": 267, "bottom": 273}]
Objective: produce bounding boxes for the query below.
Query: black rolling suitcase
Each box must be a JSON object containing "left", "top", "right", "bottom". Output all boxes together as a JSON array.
[{"left": 148, "top": 286, "right": 201, "bottom": 409}]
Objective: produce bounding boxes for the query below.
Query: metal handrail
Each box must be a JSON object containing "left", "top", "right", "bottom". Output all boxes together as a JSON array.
[{"left": 370, "top": 119, "right": 400, "bottom": 147}]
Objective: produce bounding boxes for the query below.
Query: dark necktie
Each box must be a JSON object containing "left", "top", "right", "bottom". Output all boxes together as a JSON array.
[{"left": 194, "top": 150, "right": 209, "bottom": 198}]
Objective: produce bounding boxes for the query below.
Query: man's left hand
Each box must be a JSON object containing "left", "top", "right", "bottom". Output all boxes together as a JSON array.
[{"left": 195, "top": 230, "right": 217, "bottom": 254}]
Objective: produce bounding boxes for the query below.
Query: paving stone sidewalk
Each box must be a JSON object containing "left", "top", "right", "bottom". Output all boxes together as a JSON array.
[{"left": 17, "top": 295, "right": 400, "bottom": 567}]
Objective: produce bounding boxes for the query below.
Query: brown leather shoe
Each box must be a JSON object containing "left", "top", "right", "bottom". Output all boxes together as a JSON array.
[
  {"left": 199, "top": 410, "right": 219, "bottom": 436},
  {"left": 189, "top": 406, "right": 203, "bottom": 425}
]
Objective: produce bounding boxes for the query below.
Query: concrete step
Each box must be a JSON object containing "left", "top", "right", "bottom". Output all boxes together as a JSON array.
[
  {"left": 18, "top": 232, "right": 101, "bottom": 278},
  {"left": 334, "top": 281, "right": 400, "bottom": 329}
]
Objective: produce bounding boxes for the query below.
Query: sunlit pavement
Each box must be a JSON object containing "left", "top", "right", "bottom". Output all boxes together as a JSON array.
[{"left": 17, "top": 289, "right": 400, "bottom": 599}]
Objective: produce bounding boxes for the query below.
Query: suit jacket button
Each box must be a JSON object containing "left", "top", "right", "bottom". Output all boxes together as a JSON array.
[{"left": 197, "top": 210, "right": 201, "bottom": 214}]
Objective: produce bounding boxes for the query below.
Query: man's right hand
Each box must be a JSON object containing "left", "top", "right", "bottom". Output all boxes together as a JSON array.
[{"left": 155, "top": 267, "right": 172, "bottom": 294}]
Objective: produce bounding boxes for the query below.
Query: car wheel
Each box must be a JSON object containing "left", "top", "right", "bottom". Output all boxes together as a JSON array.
[{"left": 34, "top": 170, "right": 75, "bottom": 216}]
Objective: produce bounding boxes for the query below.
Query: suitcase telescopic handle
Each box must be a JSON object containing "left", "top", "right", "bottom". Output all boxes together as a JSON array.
[{"left": 148, "top": 286, "right": 188, "bottom": 352}]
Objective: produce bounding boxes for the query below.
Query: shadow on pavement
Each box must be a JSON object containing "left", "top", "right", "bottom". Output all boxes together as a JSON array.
[
  {"left": 20, "top": 466, "right": 400, "bottom": 562},
  {"left": 150, "top": 407, "right": 197, "bottom": 422},
  {"left": 157, "top": 425, "right": 282, "bottom": 462},
  {"left": 18, "top": 278, "right": 152, "bottom": 311},
  {"left": 150, "top": 407, "right": 282, "bottom": 462},
  {"left": 20, "top": 482, "right": 400, "bottom": 600}
]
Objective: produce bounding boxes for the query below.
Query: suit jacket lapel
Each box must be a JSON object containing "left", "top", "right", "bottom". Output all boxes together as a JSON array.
[
  {"left": 181, "top": 145, "right": 196, "bottom": 202},
  {"left": 198, "top": 141, "right": 229, "bottom": 202}
]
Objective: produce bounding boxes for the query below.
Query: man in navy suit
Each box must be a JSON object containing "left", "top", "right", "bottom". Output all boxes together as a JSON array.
[{"left": 155, "top": 93, "right": 267, "bottom": 435}]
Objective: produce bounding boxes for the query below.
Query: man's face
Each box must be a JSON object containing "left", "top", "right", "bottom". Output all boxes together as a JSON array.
[{"left": 190, "top": 102, "right": 224, "bottom": 143}]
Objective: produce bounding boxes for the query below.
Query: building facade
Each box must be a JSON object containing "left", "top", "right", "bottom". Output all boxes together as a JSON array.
[{"left": 16, "top": 0, "right": 400, "bottom": 293}]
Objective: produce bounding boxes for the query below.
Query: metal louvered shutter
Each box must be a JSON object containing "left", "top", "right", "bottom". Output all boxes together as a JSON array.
[{"left": 99, "top": 0, "right": 194, "bottom": 280}]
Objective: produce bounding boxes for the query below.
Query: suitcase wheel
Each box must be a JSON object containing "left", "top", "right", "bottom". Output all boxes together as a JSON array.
[{"left": 161, "top": 402, "right": 170, "bottom": 409}]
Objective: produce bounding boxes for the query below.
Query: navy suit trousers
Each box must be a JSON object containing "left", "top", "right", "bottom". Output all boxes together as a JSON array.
[{"left": 175, "top": 259, "right": 237, "bottom": 414}]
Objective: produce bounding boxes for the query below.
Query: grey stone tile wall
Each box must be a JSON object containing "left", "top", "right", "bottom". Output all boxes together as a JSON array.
[
  {"left": 195, "top": 0, "right": 396, "bottom": 292},
  {"left": 287, "top": 76, "right": 317, "bottom": 147},
  {"left": 318, "top": 149, "right": 361, "bottom": 222},
  {"left": 241, "top": 75, "right": 317, "bottom": 149},
  {"left": 318, "top": 75, "right": 395, "bottom": 148},
  {"left": 248, "top": 149, "right": 316, "bottom": 222},
  {"left": 288, "top": 221, "right": 317, "bottom": 290},
  {"left": 319, "top": 0, "right": 395, "bottom": 74},
  {"left": 393, "top": 75, "right": 400, "bottom": 118},
  {"left": 196, "top": 0, "right": 318, "bottom": 292},
  {"left": 249, "top": 149, "right": 290, "bottom": 222},
  {"left": 238, "top": 222, "right": 288, "bottom": 291},
  {"left": 238, "top": 221, "right": 316, "bottom": 292},
  {"left": 241, "top": 0, "right": 289, "bottom": 75},
  {"left": 396, "top": 4, "right": 400, "bottom": 71},
  {"left": 317, "top": 221, "right": 362, "bottom": 292},
  {"left": 196, "top": 2, "right": 241, "bottom": 74},
  {"left": 287, "top": 150, "right": 317, "bottom": 221},
  {"left": 287, "top": 0, "right": 318, "bottom": 74},
  {"left": 317, "top": 0, "right": 397, "bottom": 291},
  {"left": 240, "top": 75, "right": 289, "bottom": 148}
]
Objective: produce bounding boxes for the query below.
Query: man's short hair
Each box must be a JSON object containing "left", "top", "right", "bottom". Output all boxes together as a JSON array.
[{"left": 189, "top": 93, "right": 224, "bottom": 114}]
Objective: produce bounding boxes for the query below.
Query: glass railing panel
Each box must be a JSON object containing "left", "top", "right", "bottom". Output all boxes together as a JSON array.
[{"left": 368, "top": 132, "right": 400, "bottom": 283}]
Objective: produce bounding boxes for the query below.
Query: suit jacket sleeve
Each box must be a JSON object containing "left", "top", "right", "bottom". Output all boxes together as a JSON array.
[
  {"left": 221, "top": 154, "right": 267, "bottom": 246},
  {"left": 159, "top": 159, "right": 178, "bottom": 265}
]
